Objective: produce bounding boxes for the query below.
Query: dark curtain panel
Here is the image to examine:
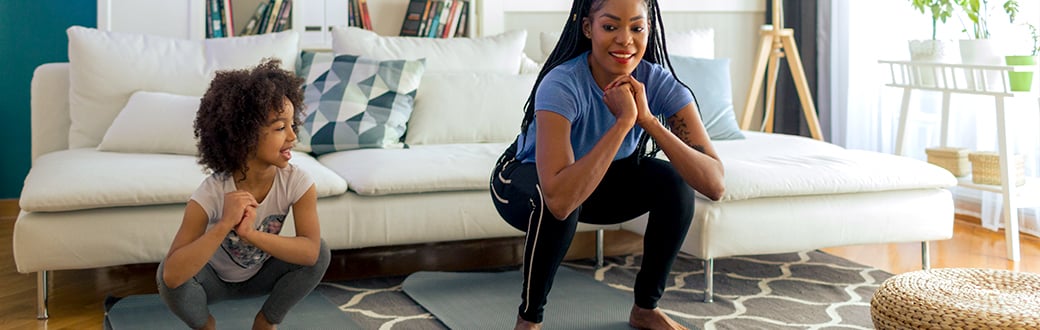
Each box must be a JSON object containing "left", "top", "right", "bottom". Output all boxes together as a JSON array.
[{"left": 764, "top": 0, "right": 827, "bottom": 138}]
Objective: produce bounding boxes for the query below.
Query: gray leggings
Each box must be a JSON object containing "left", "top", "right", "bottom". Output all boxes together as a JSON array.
[{"left": 156, "top": 239, "right": 330, "bottom": 328}]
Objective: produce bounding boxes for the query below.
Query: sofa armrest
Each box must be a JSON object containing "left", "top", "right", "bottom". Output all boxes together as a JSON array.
[{"left": 30, "top": 63, "right": 71, "bottom": 162}]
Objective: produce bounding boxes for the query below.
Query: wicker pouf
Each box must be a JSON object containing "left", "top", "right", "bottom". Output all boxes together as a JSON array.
[{"left": 871, "top": 268, "right": 1040, "bottom": 329}]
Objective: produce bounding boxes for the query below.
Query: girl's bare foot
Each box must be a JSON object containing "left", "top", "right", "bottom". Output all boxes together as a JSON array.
[
  {"left": 514, "top": 315, "right": 542, "bottom": 330},
  {"left": 252, "top": 311, "right": 276, "bottom": 330},
  {"left": 629, "top": 305, "right": 687, "bottom": 330}
]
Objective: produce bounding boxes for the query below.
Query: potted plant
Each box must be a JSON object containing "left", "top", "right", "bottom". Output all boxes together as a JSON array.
[
  {"left": 908, "top": 0, "right": 959, "bottom": 64},
  {"left": 1005, "top": 23, "right": 1038, "bottom": 91},
  {"left": 954, "top": 0, "right": 1018, "bottom": 65}
]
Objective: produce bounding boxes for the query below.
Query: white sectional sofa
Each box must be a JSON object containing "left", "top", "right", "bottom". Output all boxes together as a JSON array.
[{"left": 15, "top": 26, "right": 957, "bottom": 318}]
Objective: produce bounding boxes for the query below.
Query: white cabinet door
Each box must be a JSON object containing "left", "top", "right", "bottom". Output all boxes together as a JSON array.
[{"left": 98, "top": 0, "right": 207, "bottom": 39}]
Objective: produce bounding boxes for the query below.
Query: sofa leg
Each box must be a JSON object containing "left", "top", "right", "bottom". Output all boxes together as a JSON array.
[
  {"left": 921, "top": 241, "right": 931, "bottom": 270},
  {"left": 595, "top": 229, "right": 604, "bottom": 269},
  {"left": 703, "top": 258, "right": 714, "bottom": 303},
  {"left": 37, "top": 271, "right": 49, "bottom": 319}
]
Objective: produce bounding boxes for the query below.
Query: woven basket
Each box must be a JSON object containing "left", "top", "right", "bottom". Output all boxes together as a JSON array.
[
  {"left": 926, "top": 147, "right": 970, "bottom": 177},
  {"left": 871, "top": 268, "right": 1040, "bottom": 330},
  {"left": 968, "top": 152, "right": 1026, "bottom": 186}
]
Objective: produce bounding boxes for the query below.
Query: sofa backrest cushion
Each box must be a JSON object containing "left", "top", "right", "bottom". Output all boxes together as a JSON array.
[
  {"left": 301, "top": 54, "right": 426, "bottom": 155},
  {"left": 97, "top": 91, "right": 200, "bottom": 155},
  {"left": 406, "top": 73, "right": 536, "bottom": 145},
  {"left": 668, "top": 55, "right": 745, "bottom": 140},
  {"left": 66, "top": 26, "right": 299, "bottom": 148},
  {"left": 330, "top": 26, "right": 526, "bottom": 74}
]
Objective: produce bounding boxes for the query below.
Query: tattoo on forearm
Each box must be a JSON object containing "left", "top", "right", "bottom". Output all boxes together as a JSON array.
[{"left": 665, "top": 116, "right": 690, "bottom": 145}]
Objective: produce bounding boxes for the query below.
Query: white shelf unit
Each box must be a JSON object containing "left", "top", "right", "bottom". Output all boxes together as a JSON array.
[
  {"left": 880, "top": 59, "right": 1040, "bottom": 261},
  {"left": 98, "top": 0, "right": 481, "bottom": 50}
]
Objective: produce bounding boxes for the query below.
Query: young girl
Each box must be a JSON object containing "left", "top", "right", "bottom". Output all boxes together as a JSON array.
[
  {"left": 157, "top": 59, "right": 330, "bottom": 330},
  {"left": 490, "top": 0, "right": 725, "bottom": 329}
]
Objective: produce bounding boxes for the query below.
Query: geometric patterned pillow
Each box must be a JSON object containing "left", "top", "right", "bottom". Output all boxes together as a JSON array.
[{"left": 300, "top": 54, "right": 426, "bottom": 155}]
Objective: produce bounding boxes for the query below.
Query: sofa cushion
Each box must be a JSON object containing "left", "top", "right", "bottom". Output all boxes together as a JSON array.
[
  {"left": 97, "top": 91, "right": 200, "bottom": 155},
  {"left": 406, "top": 73, "right": 535, "bottom": 145},
  {"left": 668, "top": 55, "right": 745, "bottom": 140},
  {"left": 301, "top": 54, "right": 426, "bottom": 155},
  {"left": 318, "top": 143, "right": 508, "bottom": 196},
  {"left": 697, "top": 132, "right": 957, "bottom": 202},
  {"left": 297, "top": 50, "right": 337, "bottom": 85},
  {"left": 67, "top": 26, "right": 299, "bottom": 148},
  {"left": 19, "top": 149, "right": 347, "bottom": 212},
  {"left": 331, "top": 26, "right": 526, "bottom": 74}
]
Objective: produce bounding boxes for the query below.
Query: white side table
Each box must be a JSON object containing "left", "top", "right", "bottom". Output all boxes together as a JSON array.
[{"left": 879, "top": 60, "right": 1040, "bottom": 261}]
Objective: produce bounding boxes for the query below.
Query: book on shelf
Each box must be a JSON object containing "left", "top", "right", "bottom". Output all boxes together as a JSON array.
[
  {"left": 346, "top": 0, "right": 372, "bottom": 30},
  {"left": 399, "top": 0, "right": 469, "bottom": 38},
  {"left": 222, "top": 0, "right": 235, "bottom": 37},
  {"left": 359, "top": 0, "right": 372, "bottom": 30},
  {"left": 265, "top": 0, "right": 284, "bottom": 34},
  {"left": 400, "top": 0, "right": 426, "bottom": 36},
  {"left": 207, "top": 0, "right": 225, "bottom": 38},
  {"left": 240, "top": 1, "right": 268, "bottom": 35},
  {"left": 238, "top": 0, "right": 292, "bottom": 36}
]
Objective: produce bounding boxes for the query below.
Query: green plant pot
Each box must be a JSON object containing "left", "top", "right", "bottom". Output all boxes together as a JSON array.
[{"left": 1005, "top": 55, "right": 1037, "bottom": 92}]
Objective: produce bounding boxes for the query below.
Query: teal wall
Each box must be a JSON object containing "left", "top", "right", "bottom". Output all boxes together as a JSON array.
[{"left": 0, "top": 1, "right": 95, "bottom": 199}]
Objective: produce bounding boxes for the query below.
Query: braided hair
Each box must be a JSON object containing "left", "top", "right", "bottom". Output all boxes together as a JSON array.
[{"left": 518, "top": 0, "right": 697, "bottom": 160}]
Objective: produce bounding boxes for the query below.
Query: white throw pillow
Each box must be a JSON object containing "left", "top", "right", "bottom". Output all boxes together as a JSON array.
[
  {"left": 330, "top": 26, "right": 527, "bottom": 74},
  {"left": 406, "top": 73, "right": 537, "bottom": 145},
  {"left": 67, "top": 26, "right": 299, "bottom": 148},
  {"left": 539, "top": 28, "right": 714, "bottom": 60},
  {"left": 97, "top": 91, "right": 200, "bottom": 155}
]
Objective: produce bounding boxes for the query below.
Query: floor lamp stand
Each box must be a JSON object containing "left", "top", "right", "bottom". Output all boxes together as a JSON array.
[{"left": 738, "top": 0, "right": 823, "bottom": 140}]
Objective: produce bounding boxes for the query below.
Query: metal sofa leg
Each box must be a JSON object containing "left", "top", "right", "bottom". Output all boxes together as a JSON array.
[
  {"left": 595, "top": 229, "right": 604, "bottom": 268},
  {"left": 703, "top": 258, "right": 714, "bottom": 303},
  {"left": 37, "top": 271, "right": 49, "bottom": 319},
  {"left": 921, "top": 241, "right": 931, "bottom": 270}
]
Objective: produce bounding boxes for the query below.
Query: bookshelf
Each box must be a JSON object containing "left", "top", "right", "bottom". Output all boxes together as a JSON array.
[{"left": 99, "top": 0, "right": 479, "bottom": 49}]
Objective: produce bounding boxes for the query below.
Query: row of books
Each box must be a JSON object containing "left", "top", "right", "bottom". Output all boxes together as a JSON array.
[
  {"left": 205, "top": 0, "right": 235, "bottom": 38},
  {"left": 348, "top": 0, "right": 373, "bottom": 31},
  {"left": 239, "top": 0, "right": 294, "bottom": 36},
  {"left": 399, "top": 0, "right": 470, "bottom": 38}
]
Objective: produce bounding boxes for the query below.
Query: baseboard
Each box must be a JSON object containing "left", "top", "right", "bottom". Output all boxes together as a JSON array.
[{"left": 0, "top": 199, "right": 18, "bottom": 220}]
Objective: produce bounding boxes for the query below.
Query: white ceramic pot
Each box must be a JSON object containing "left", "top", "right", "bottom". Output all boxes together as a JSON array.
[
  {"left": 959, "top": 39, "right": 1005, "bottom": 90},
  {"left": 908, "top": 40, "right": 960, "bottom": 87}
]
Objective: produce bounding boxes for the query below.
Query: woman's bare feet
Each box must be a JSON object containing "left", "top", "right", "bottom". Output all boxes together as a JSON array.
[
  {"left": 629, "top": 305, "right": 688, "bottom": 330},
  {"left": 514, "top": 315, "right": 542, "bottom": 330}
]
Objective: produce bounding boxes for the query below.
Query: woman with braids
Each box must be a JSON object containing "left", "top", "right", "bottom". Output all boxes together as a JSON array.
[
  {"left": 490, "top": 0, "right": 724, "bottom": 329},
  {"left": 157, "top": 59, "right": 330, "bottom": 330}
]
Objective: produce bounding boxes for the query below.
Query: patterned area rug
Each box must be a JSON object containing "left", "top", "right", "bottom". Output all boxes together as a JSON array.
[{"left": 317, "top": 250, "right": 892, "bottom": 329}]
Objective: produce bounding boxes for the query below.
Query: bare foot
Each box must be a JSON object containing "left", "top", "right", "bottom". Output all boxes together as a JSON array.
[
  {"left": 514, "top": 315, "right": 542, "bottom": 330},
  {"left": 629, "top": 305, "right": 688, "bottom": 330},
  {"left": 199, "top": 315, "right": 216, "bottom": 330},
  {"left": 252, "top": 311, "right": 276, "bottom": 330}
]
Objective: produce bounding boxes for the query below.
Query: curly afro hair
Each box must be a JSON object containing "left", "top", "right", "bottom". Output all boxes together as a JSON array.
[{"left": 194, "top": 58, "right": 305, "bottom": 179}]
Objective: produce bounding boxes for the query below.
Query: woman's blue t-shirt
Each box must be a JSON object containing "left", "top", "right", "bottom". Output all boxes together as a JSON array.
[{"left": 514, "top": 51, "right": 694, "bottom": 163}]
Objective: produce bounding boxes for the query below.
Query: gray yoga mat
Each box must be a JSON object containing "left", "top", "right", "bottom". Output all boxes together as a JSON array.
[
  {"left": 104, "top": 291, "right": 359, "bottom": 329},
  {"left": 402, "top": 267, "right": 695, "bottom": 329}
]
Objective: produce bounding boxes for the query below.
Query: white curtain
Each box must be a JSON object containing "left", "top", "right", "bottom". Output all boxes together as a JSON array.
[{"left": 830, "top": 0, "right": 1040, "bottom": 237}]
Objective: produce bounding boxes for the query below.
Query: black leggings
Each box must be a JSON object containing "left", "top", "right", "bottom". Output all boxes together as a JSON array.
[{"left": 490, "top": 143, "right": 695, "bottom": 323}]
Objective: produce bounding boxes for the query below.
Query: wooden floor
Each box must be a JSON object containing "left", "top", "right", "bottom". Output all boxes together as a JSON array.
[{"left": 2, "top": 203, "right": 1039, "bottom": 329}]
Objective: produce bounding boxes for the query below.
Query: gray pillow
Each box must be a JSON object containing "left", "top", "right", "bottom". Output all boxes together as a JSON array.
[{"left": 668, "top": 55, "right": 745, "bottom": 140}]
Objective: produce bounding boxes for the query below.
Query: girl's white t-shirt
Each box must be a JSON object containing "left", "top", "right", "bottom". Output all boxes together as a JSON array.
[{"left": 190, "top": 164, "right": 314, "bottom": 282}]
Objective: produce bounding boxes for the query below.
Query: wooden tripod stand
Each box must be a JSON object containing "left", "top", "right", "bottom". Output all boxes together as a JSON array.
[{"left": 738, "top": 0, "right": 823, "bottom": 140}]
